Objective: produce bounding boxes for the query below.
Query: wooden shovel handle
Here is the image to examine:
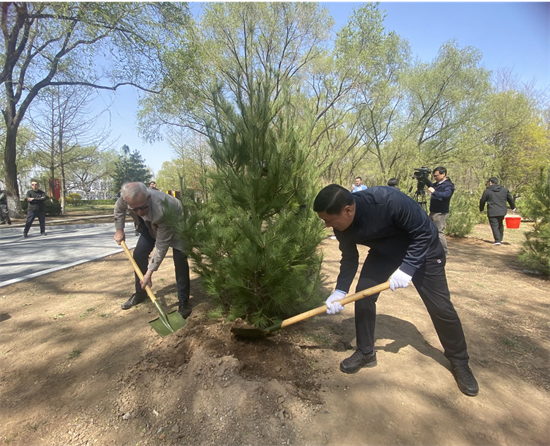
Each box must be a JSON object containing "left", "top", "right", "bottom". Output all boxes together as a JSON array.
[
  {"left": 280, "top": 281, "right": 390, "bottom": 329},
  {"left": 120, "top": 240, "right": 157, "bottom": 303}
]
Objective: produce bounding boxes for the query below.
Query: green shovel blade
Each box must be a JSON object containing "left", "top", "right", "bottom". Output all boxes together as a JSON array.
[{"left": 149, "top": 301, "right": 187, "bottom": 337}]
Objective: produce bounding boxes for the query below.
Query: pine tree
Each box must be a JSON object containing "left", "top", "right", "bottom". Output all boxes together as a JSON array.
[
  {"left": 111, "top": 145, "right": 152, "bottom": 192},
  {"left": 518, "top": 169, "right": 550, "bottom": 276},
  {"left": 177, "top": 77, "right": 326, "bottom": 327}
]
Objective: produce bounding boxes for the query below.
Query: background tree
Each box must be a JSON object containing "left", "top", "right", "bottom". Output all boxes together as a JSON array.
[
  {"left": 1, "top": 2, "right": 191, "bottom": 216},
  {"left": 28, "top": 85, "right": 112, "bottom": 212},
  {"left": 518, "top": 168, "right": 550, "bottom": 276},
  {"left": 65, "top": 148, "right": 117, "bottom": 198},
  {"left": 111, "top": 145, "right": 152, "bottom": 192},
  {"left": 166, "top": 129, "right": 214, "bottom": 201}
]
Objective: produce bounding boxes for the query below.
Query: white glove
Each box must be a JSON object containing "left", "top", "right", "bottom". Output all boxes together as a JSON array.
[
  {"left": 389, "top": 269, "right": 412, "bottom": 292},
  {"left": 326, "top": 290, "right": 346, "bottom": 315}
]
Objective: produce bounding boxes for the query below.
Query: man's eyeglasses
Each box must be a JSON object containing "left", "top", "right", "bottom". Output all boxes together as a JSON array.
[{"left": 128, "top": 202, "right": 149, "bottom": 212}]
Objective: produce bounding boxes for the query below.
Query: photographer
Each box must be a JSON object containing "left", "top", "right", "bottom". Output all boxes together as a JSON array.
[{"left": 426, "top": 167, "right": 454, "bottom": 256}]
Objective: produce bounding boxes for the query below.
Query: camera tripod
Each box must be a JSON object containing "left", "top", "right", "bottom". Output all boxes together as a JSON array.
[{"left": 413, "top": 186, "right": 428, "bottom": 213}]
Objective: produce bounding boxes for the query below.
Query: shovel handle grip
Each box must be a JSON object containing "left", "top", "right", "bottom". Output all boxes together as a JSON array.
[
  {"left": 120, "top": 240, "right": 157, "bottom": 304},
  {"left": 280, "top": 281, "right": 390, "bottom": 329}
]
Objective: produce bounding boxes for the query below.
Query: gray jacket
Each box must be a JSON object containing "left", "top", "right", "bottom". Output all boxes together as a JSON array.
[{"left": 114, "top": 189, "right": 184, "bottom": 272}]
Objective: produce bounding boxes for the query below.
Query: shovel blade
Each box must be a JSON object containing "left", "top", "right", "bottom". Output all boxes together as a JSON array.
[{"left": 149, "top": 311, "right": 187, "bottom": 337}]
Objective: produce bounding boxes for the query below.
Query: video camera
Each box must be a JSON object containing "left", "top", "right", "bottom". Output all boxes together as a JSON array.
[{"left": 412, "top": 167, "right": 432, "bottom": 190}]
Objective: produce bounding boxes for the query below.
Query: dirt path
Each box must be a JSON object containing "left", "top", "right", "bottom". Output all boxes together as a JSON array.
[{"left": 1, "top": 222, "right": 548, "bottom": 446}]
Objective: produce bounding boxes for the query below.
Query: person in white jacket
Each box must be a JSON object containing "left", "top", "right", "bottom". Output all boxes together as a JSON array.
[{"left": 113, "top": 182, "right": 191, "bottom": 318}]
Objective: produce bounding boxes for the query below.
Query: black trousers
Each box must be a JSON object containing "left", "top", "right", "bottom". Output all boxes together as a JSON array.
[
  {"left": 24, "top": 209, "right": 45, "bottom": 235},
  {"left": 133, "top": 225, "right": 190, "bottom": 306},
  {"left": 488, "top": 216, "right": 505, "bottom": 243},
  {"left": 354, "top": 241, "right": 469, "bottom": 365}
]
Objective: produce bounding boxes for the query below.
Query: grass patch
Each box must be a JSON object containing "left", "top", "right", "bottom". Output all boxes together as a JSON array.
[
  {"left": 501, "top": 336, "right": 519, "bottom": 349},
  {"left": 79, "top": 308, "right": 96, "bottom": 318},
  {"left": 304, "top": 331, "right": 332, "bottom": 346},
  {"left": 208, "top": 305, "right": 225, "bottom": 320},
  {"left": 68, "top": 349, "right": 82, "bottom": 359}
]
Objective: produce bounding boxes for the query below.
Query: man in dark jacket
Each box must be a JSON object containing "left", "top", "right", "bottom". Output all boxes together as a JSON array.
[
  {"left": 0, "top": 180, "right": 12, "bottom": 225},
  {"left": 426, "top": 167, "right": 454, "bottom": 256},
  {"left": 313, "top": 184, "right": 479, "bottom": 396},
  {"left": 23, "top": 180, "right": 47, "bottom": 237},
  {"left": 479, "top": 177, "right": 516, "bottom": 245}
]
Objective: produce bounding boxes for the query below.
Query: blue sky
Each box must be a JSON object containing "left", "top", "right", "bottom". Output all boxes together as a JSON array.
[{"left": 98, "top": 2, "right": 550, "bottom": 175}]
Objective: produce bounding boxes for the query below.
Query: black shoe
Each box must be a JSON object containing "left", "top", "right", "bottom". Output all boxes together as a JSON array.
[
  {"left": 340, "top": 349, "right": 377, "bottom": 374},
  {"left": 178, "top": 301, "right": 192, "bottom": 319},
  {"left": 23, "top": 233, "right": 28, "bottom": 238},
  {"left": 41, "top": 232, "right": 47, "bottom": 236},
  {"left": 121, "top": 293, "right": 147, "bottom": 310},
  {"left": 451, "top": 362, "right": 479, "bottom": 396}
]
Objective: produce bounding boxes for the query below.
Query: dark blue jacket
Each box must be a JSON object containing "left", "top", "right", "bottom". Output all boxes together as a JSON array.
[
  {"left": 333, "top": 186, "right": 439, "bottom": 293},
  {"left": 426, "top": 178, "right": 454, "bottom": 213}
]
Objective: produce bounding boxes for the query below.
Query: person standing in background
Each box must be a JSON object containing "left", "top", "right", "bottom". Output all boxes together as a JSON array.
[
  {"left": 23, "top": 180, "right": 47, "bottom": 237},
  {"left": 479, "top": 177, "right": 516, "bottom": 245},
  {"left": 387, "top": 178, "right": 399, "bottom": 189},
  {"left": 0, "top": 180, "right": 12, "bottom": 225},
  {"left": 426, "top": 167, "right": 454, "bottom": 256},
  {"left": 351, "top": 177, "right": 368, "bottom": 193}
]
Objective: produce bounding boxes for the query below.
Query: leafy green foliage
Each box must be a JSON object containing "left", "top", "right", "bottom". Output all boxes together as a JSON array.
[
  {"left": 518, "top": 169, "right": 550, "bottom": 276},
  {"left": 174, "top": 77, "right": 326, "bottom": 328},
  {"left": 64, "top": 193, "right": 82, "bottom": 206},
  {"left": 445, "top": 191, "right": 479, "bottom": 237}
]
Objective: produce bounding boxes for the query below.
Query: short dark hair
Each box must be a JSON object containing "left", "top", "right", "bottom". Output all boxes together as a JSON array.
[
  {"left": 31, "top": 179, "right": 39, "bottom": 184},
  {"left": 355, "top": 177, "right": 362, "bottom": 181},
  {"left": 313, "top": 184, "right": 354, "bottom": 215},
  {"left": 433, "top": 166, "right": 446, "bottom": 175},
  {"left": 489, "top": 177, "right": 499, "bottom": 185},
  {"left": 387, "top": 178, "right": 399, "bottom": 187}
]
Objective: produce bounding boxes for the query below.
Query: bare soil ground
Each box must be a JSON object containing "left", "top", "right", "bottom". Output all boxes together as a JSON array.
[{"left": 1, "top": 222, "right": 549, "bottom": 446}]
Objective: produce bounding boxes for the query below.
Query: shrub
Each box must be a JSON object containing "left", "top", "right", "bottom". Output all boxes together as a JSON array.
[
  {"left": 45, "top": 197, "right": 61, "bottom": 216},
  {"left": 518, "top": 169, "right": 549, "bottom": 276},
  {"left": 64, "top": 193, "right": 82, "bottom": 206},
  {"left": 445, "top": 191, "right": 479, "bottom": 237}
]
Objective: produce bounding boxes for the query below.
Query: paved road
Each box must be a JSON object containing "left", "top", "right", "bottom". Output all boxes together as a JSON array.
[{"left": 0, "top": 223, "right": 139, "bottom": 288}]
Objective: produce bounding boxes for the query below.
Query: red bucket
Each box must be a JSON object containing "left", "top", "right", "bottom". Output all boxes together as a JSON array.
[{"left": 505, "top": 216, "right": 521, "bottom": 229}]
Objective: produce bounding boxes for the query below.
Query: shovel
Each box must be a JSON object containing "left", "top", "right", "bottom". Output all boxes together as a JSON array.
[
  {"left": 231, "top": 281, "right": 390, "bottom": 339},
  {"left": 120, "top": 240, "right": 186, "bottom": 337}
]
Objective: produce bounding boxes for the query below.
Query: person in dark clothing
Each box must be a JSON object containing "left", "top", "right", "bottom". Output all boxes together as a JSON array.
[
  {"left": 313, "top": 184, "right": 479, "bottom": 396},
  {"left": 426, "top": 167, "right": 455, "bottom": 255},
  {"left": 479, "top": 177, "right": 516, "bottom": 245},
  {"left": 23, "top": 180, "right": 47, "bottom": 237},
  {"left": 387, "top": 178, "right": 399, "bottom": 188},
  {"left": 0, "top": 180, "right": 12, "bottom": 225}
]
